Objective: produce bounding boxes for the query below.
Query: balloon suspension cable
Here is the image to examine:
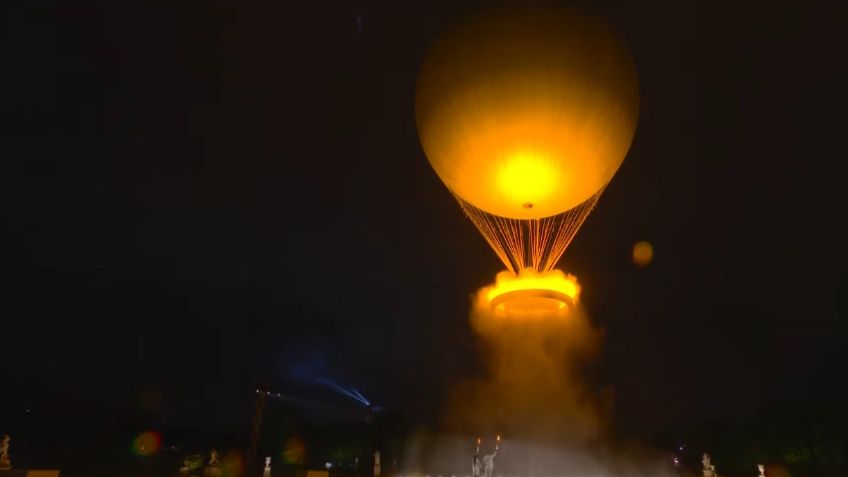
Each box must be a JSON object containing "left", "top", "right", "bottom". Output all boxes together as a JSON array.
[{"left": 457, "top": 189, "right": 603, "bottom": 274}]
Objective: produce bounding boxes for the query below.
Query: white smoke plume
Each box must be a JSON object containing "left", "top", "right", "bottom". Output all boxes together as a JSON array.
[{"left": 400, "top": 274, "right": 679, "bottom": 477}]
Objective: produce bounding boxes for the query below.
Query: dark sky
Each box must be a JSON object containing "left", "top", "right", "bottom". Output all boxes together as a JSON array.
[{"left": 3, "top": 0, "right": 847, "bottom": 439}]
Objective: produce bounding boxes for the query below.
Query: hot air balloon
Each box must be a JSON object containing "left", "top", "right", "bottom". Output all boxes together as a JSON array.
[{"left": 415, "top": 4, "right": 639, "bottom": 316}]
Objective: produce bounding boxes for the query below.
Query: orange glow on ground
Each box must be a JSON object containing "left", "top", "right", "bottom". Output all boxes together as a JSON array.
[{"left": 481, "top": 269, "right": 580, "bottom": 319}]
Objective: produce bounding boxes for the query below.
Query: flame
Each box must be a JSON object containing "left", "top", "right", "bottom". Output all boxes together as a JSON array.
[{"left": 480, "top": 269, "right": 580, "bottom": 319}]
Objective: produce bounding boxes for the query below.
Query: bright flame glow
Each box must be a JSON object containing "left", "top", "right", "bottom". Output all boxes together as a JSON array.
[
  {"left": 496, "top": 151, "right": 558, "bottom": 211},
  {"left": 480, "top": 269, "right": 580, "bottom": 319},
  {"left": 485, "top": 269, "right": 580, "bottom": 304}
]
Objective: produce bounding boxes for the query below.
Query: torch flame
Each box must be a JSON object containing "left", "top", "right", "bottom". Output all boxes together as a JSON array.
[{"left": 480, "top": 269, "right": 580, "bottom": 319}]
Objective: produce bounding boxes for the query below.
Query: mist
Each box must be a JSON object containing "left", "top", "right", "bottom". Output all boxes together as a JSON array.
[
  {"left": 446, "top": 288, "right": 604, "bottom": 443},
  {"left": 400, "top": 273, "right": 679, "bottom": 477}
]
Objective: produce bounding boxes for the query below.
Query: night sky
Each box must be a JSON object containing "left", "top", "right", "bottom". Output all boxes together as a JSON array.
[{"left": 4, "top": 0, "right": 847, "bottom": 443}]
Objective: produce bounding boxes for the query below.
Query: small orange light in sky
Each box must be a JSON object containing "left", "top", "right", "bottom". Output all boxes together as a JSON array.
[{"left": 632, "top": 241, "right": 653, "bottom": 266}]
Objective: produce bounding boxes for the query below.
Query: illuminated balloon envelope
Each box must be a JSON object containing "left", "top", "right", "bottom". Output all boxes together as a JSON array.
[{"left": 415, "top": 4, "right": 639, "bottom": 275}]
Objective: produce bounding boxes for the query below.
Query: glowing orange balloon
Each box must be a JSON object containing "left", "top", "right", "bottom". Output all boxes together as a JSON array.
[{"left": 416, "top": 4, "right": 639, "bottom": 220}]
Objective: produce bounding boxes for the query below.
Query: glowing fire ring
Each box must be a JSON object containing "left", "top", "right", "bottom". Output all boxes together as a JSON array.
[
  {"left": 490, "top": 288, "right": 575, "bottom": 318},
  {"left": 483, "top": 270, "right": 580, "bottom": 319}
]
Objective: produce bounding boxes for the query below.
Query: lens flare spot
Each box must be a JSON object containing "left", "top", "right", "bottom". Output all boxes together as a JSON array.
[
  {"left": 763, "top": 464, "right": 792, "bottom": 477},
  {"left": 481, "top": 268, "right": 580, "bottom": 319},
  {"left": 632, "top": 241, "right": 653, "bottom": 266},
  {"left": 283, "top": 437, "right": 306, "bottom": 465},
  {"left": 130, "top": 431, "right": 161, "bottom": 457},
  {"left": 222, "top": 450, "right": 245, "bottom": 477}
]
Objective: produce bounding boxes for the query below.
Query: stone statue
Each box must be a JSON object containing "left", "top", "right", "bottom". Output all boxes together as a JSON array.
[
  {"left": 758, "top": 464, "right": 765, "bottom": 477},
  {"left": 203, "top": 449, "right": 222, "bottom": 477},
  {"left": 701, "top": 453, "right": 716, "bottom": 477},
  {"left": 482, "top": 450, "right": 497, "bottom": 477},
  {"left": 374, "top": 451, "right": 381, "bottom": 477},
  {"left": 0, "top": 435, "right": 11, "bottom": 470}
]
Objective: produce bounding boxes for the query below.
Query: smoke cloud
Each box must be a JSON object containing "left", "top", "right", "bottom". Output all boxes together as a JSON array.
[
  {"left": 444, "top": 282, "right": 605, "bottom": 443},
  {"left": 400, "top": 273, "right": 677, "bottom": 477}
]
